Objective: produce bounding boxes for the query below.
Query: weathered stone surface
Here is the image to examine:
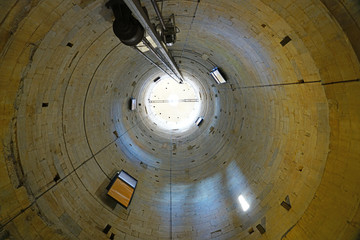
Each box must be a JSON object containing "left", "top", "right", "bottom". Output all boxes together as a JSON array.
[{"left": 0, "top": 0, "right": 359, "bottom": 239}]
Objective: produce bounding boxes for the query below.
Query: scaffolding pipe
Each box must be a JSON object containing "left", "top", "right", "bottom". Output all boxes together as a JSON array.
[
  {"left": 133, "top": 46, "right": 177, "bottom": 81},
  {"left": 142, "top": 38, "right": 181, "bottom": 82},
  {"left": 150, "top": 0, "right": 166, "bottom": 30},
  {"left": 142, "top": 39, "right": 166, "bottom": 66},
  {"left": 123, "top": 0, "right": 184, "bottom": 83}
]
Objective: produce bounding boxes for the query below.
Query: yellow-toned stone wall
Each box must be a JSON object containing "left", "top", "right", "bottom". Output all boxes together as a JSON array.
[{"left": 0, "top": 0, "right": 359, "bottom": 239}]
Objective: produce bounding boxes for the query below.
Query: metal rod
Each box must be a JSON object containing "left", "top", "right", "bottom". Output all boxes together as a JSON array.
[
  {"left": 123, "top": 0, "right": 184, "bottom": 83},
  {"left": 133, "top": 46, "right": 177, "bottom": 81},
  {"left": 150, "top": 0, "right": 166, "bottom": 30},
  {"left": 149, "top": 99, "right": 199, "bottom": 103},
  {"left": 180, "top": 0, "right": 200, "bottom": 60},
  {"left": 142, "top": 38, "right": 166, "bottom": 66},
  {"left": 142, "top": 38, "right": 181, "bottom": 83}
]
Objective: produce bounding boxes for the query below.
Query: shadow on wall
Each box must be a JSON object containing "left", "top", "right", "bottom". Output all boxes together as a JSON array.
[{"left": 156, "top": 160, "right": 255, "bottom": 237}]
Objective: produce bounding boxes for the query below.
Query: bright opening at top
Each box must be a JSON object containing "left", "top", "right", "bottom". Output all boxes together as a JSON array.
[{"left": 145, "top": 76, "right": 202, "bottom": 132}]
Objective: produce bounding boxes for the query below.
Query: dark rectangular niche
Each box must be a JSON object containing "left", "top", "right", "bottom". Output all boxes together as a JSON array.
[
  {"left": 53, "top": 173, "right": 60, "bottom": 182},
  {"left": 110, "top": 233, "right": 115, "bottom": 240},
  {"left": 281, "top": 201, "right": 291, "bottom": 211},
  {"left": 42, "top": 103, "right": 49, "bottom": 107},
  {"left": 256, "top": 224, "right": 266, "bottom": 234},
  {"left": 113, "top": 131, "right": 119, "bottom": 138},
  {"left": 103, "top": 224, "right": 111, "bottom": 234},
  {"left": 281, "top": 195, "right": 292, "bottom": 210},
  {"left": 280, "top": 36, "right": 292, "bottom": 47},
  {"left": 66, "top": 42, "right": 73, "bottom": 47}
]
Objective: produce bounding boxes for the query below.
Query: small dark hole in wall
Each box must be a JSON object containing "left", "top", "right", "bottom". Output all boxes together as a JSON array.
[
  {"left": 66, "top": 42, "right": 73, "bottom": 47},
  {"left": 113, "top": 131, "right": 119, "bottom": 138},
  {"left": 256, "top": 224, "right": 266, "bottom": 234},
  {"left": 103, "top": 224, "right": 111, "bottom": 234},
  {"left": 248, "top": 228, "right": 254, "bottom": 234},
  {"left": 42, "top": 103, "right": 48, "bottom": 107},
  {"left": 53, "top": 173, "right": 60, "bottom": 182},
  {"left": 261, "top": 24, "right": 266, "bottom": 28},
  {"left": 281, "top": 201, "right": 291, "bottom": 211},
  {"left": 140, "top": 161, "right": 148, "bottom": 169},
  {"left": 110, "top": 233, "right": 115, "bottom": 240},
  {"left": 298, "top": 79, "right": 305, "bottom": 83},
  {"left": 280, "top": 36, "right": 292, "bottom": 47}
]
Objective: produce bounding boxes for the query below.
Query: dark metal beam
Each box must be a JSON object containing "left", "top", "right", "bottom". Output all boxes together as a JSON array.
[{"left": 150, "top": 0, "right": 166, "bottom": 31}]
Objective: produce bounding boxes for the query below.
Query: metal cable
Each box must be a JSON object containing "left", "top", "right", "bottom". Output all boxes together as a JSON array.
[
  {"left": 142, "top": 38, "right": 182, "bottom": 83},
  {"left": 180, "top": 0, "right": 200, "bottom": 60},
  {"left": 133, "top": 46, "right": 177, "bottom": 81},
  {"left": 151, "top": 0, "right": 166, "bottom": 30}
]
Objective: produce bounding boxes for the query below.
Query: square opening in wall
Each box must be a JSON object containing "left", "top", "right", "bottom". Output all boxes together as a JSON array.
[
  {"left": 130, "top": 98, "right": 137, "bottom": 111},
  {"left": 107, "top": 170, "right": 137, "bottom": 208},
  {"left": 280, "top": 36, "right": 292, "bottom": 47},
  {"left": 195, "top": 117, "right": 204, "bottom": 126},
  {"left": 210, "top": 67, "right": 226, "bottom": 84}
]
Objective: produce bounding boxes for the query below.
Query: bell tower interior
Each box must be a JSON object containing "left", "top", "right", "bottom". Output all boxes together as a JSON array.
[{"left": 0, "top": 0, "right": 359, "bottom": 239}]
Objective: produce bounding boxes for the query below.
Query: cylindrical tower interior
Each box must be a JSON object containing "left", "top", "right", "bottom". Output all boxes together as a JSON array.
[{"left": 0, "top": 0, "right": 359, "bottom": 239}]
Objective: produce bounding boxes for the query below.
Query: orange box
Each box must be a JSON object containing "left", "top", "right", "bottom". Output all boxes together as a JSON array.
[{"left": 107, "top": 178, "right": 135, "bottom": 208}]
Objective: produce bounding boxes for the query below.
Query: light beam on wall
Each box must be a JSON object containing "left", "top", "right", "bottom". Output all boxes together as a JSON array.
[{"left": 238, "top": 195, "right": 250, "bottom": 211}]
